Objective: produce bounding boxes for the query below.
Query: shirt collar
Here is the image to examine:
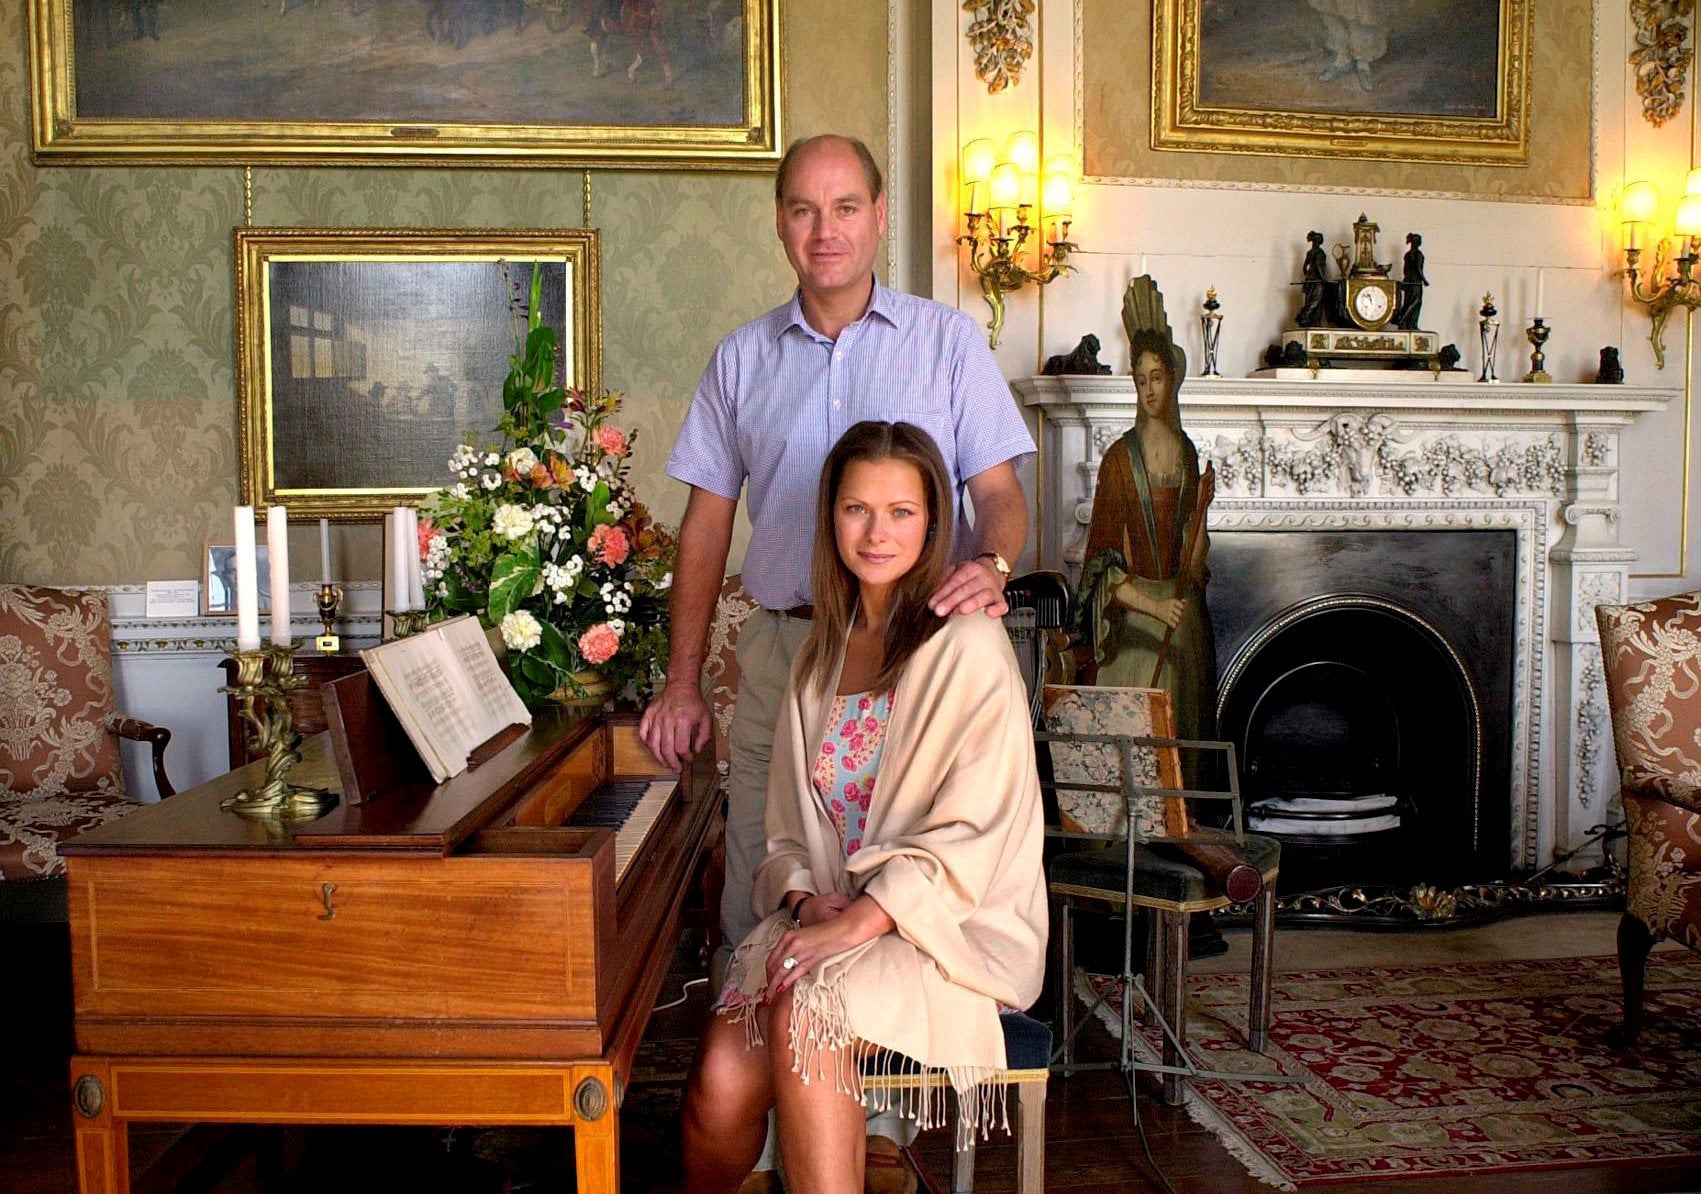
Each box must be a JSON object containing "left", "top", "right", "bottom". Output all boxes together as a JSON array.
[{"left": 776, "top": 275, "right": 901, "bottom": 341}]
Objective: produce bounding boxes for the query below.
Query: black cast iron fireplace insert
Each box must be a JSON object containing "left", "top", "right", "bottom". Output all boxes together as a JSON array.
[{"left": 1208, "top": 530, "right": 1517, "bottom": 896}]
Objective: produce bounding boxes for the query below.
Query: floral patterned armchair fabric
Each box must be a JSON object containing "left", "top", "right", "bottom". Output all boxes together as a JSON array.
[
  {"left": 1595, "top": 591, "right": 1701, "bottom": 1043},
  {"left": 0, "top": 585, "right": 174, "bottom": 894}
]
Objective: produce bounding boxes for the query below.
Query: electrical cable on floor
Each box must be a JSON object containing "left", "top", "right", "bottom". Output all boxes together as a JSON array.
[{"left": 654, "top": 975, "right": 707, "bottom": 1012}]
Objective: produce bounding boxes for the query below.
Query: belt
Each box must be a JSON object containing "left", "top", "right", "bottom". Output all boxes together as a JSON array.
[{"left": 776, "top": 604, "right": 814, "bottom": 620}]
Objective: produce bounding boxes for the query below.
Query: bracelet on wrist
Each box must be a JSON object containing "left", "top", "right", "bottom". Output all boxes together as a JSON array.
[{"left": 789, "top": 894, "right": 813, "bottom": 926}]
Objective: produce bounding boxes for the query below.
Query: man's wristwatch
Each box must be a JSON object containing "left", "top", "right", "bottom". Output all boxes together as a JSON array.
[{"left": 976, "top": 551, "right": 1012, "bottom": 584}]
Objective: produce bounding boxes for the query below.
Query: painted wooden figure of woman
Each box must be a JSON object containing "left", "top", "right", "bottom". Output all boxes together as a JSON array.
[{"left": 1077, "top": 279, "right": 1218, "bottom": 763}]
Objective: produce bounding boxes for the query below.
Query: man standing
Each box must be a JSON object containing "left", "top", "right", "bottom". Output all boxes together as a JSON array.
[{"left": 640, "top": 133, "right": 1032, "bottom": 1193}]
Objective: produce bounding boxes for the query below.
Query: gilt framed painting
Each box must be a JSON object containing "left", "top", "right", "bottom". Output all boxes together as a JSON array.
[
  {"left": 235, "top": 228, "right": 601, "bottom": 519},
  {"left": 29, "top": 0, "right": 781, "bottom": 167},
  {"left": 1150, "top": 0, "right": 1531, "bottom": 164}
]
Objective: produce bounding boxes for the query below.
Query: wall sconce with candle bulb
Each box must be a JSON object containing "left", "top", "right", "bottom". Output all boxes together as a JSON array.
[
  {"left": 1621, "top": 174, "right": 1701, "bottom": 369},
  {"left": 957, "top": 131, "right": 1078, "bottom": 348}
]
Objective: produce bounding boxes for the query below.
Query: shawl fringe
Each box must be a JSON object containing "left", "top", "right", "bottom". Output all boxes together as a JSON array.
[{"left": 716, "top": 921, "right": 1012, "bottom": 1152}]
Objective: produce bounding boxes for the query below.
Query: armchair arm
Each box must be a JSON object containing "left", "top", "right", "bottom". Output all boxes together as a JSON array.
[
  {"left": 1622, "top": 778, "right": 1701, "bottom": 818},
  {"left": 108, "top": 716, "right": 175, "bottom": 799}
]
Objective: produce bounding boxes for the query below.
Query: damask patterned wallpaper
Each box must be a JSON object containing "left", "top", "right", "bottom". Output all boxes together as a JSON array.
[{"left": 0, "top": 0, "right": 888, "bottom": 585}]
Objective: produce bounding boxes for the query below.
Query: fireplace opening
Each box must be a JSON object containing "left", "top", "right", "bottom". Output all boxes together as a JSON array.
[
  {"left": 1207, "top": 529, "right": 1516, "bottom": 892},
  {"left": 1219, "top": 598, "right": 1480, "bottom": 893}
]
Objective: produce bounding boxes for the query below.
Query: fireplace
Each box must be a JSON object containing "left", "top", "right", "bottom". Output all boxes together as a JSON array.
[
  {"left": 1209, "top": 530, "right": 1516, "bottom": 891},
  {"left": 1018, "top": 373, "right": 1674, "bottom": 878}
]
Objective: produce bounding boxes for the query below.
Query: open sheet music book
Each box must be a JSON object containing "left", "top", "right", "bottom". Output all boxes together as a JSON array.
[{"left": 360, "top": 615, "right": 532, "bottom": 783}]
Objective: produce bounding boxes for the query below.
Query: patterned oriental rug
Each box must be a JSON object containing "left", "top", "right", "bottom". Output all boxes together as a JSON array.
[{"left": 1080, "top": 952, "right": 1701, "bottom": 1189}]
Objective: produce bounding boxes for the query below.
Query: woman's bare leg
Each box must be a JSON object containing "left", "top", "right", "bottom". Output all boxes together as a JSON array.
[
  {"left": 681, "top": 1010, "right": 775, "bottom": 1193},
  {"left": 769, "top": 987, "right": 866, "bottom": 1194}
]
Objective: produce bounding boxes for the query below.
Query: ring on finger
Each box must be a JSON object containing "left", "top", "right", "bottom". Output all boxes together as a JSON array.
[{"left": 782, "top": 955, "right": 799, "bottom": 971}]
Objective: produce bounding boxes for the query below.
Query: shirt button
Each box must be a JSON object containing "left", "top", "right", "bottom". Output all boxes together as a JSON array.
[{"left": 833, "top": 400, "right": 842, "bottom": 409}]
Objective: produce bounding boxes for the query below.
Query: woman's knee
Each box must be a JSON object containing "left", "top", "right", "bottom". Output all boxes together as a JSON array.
[{"left": 686, "top": 1020, "right": 771, "bottom": 1129}]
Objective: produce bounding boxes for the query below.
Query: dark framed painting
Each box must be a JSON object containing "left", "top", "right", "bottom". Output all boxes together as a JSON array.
[
  {"left": 28, "top": 0, "right": 781, "bottom": 167},
  {"left": 1151, "top": 0, "right": 1531, "bottom": 164},
  {"left": 236, "top": 228, "right": 601, "bottom": 519}
]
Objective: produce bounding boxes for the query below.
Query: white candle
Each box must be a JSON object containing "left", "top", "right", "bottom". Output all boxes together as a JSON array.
[
  {"left": 319, "top": 518, "right": 332, "bottom": 583},
  {"left": 404, "top": 508, "right": 425, "bottom": 611},
  {"left": 1139, "top": 254, "right": 1149, "bottom": 278},
  {"left": 234, "top": 506, "right": 261, "bottom": 651},
  {"left": 267, "top": 505, "right": 291, "bottom": 646},
  {"left": 385, "top": 510, "right": 403, "bottom": 612},
  {"left": 1535, "top": 268, "right": 1545, "bottom": 319}
]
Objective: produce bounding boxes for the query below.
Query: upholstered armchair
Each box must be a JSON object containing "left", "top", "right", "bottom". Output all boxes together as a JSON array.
[
  {"left": 1595, "top": 591, "right": 1701, "bottom": 1044},
  {"left": 0, "top": 584, "right": 174, "bottom": 920}
]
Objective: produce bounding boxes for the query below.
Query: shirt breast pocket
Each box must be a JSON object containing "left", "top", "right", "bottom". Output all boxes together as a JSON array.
[{"left": 886, "top": 408, "right": 954, "bottom": 464}]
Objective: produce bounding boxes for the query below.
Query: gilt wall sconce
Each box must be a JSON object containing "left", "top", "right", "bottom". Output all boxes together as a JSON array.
[
  {"left": 957, "top": 132, "right": 1078, "bottom": 348},
  {"left": 1621, "top": 175, "right": 1701, "bottom": 368}
]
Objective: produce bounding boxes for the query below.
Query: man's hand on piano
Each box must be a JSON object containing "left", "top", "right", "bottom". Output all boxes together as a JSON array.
[{"left": 638, "top": 681, "right": 713, "bottom": 771}]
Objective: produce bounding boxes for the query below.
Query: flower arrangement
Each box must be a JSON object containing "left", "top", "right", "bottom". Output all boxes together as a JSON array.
[{"left": 419, "top": 265, "right": 676, "bottom": 706}]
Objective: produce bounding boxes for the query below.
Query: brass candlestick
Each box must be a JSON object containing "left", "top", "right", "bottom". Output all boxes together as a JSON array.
[
  {"left": 220, "top": 645, "right": 337, "bottom": 823},
  {"left": 314, "top": 583, "right": 342, "bottom": 654},
  {"left": 1523, "top": 317, "right": 1552, "bottom": 383},
  {"left": 388, "top": 609, "right": 428, "bottom": 640}
]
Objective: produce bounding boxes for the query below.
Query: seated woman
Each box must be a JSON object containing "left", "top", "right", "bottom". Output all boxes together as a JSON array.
[{"left": 681, "top": 421, "right": 1048, "bottom": 1194}]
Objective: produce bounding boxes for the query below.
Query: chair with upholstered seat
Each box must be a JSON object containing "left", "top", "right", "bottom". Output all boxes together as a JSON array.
[
  {"left": 1041, "top": 684, "right": 1279, "bottom": 1106},
  {"left": 1595, "top": 591, "right": 1701, "bottom": 1044},
  {"left": 0, "top": 584, "right": 174, "bottom": 922},
  {"left": 860, "top": 1010, "right": 1050, "bottom": 1194}
]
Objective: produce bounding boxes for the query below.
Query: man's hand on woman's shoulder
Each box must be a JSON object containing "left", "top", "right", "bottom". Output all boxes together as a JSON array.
[{"left": 928, "top": 557, "right": 1010, "bottom": 618}]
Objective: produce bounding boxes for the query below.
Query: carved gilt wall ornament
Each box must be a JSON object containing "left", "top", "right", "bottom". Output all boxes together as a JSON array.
[
  {"left": 1631, "top": 0, "right": 1696, "bottom": 126},
  {"left": 964, "top": 0, "right": 1035, "bottom": 93}
]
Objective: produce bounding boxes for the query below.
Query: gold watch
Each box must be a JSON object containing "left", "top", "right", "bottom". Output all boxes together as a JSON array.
[{"left": 976, "top": 551, "right": 1012, "bottom": 581}]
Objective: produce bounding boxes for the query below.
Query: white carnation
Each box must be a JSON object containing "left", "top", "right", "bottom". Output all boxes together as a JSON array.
[
  {"left": 507, "top": 447, "right": 539, "bottom": 475},
  {"left": 499, "top": 610, "right": 542, "bottom": 652},
  {"left": 492, "top": 503, "right": 536, "bottom": 540}
]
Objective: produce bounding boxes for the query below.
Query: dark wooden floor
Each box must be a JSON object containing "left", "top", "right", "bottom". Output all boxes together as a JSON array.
[{"left": 8, "top": 922, "right": 1701, "bottom": 1193}]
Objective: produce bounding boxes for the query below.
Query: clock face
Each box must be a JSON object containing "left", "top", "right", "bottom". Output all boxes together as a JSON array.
[{"left": 1352, "top": 283, "right": 1390, "bottom": 324}]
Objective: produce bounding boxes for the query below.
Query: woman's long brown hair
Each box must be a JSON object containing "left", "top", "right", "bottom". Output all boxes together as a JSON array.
[{"left": 795, "top": 421, "right": 956, "bottom": 696}]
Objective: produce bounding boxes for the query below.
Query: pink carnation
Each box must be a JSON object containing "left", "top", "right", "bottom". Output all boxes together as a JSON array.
[
  {"left": 578, "top": 622, "right": 620, "bottom": 665},
  {"left": 417, "top": 517, "right": 436, "bottom": 557},
  {"left": 587, "top": 524, "right": 630, "bottom": 567},
  {"left": 592, "top": 425, "right": 630, "bottom": 458}
]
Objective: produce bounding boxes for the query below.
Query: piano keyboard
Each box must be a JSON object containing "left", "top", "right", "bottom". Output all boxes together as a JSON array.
[{"left": 564, "top": 779, "right": 677, "bottom": 882}]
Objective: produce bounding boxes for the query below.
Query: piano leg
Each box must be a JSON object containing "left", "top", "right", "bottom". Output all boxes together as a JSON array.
[
  {"left": 574, "top": 1105, "right": 620, "bottom": 1192},
  {"left": 70, "top": 1059, "right": 131, "bottom": 1194}
]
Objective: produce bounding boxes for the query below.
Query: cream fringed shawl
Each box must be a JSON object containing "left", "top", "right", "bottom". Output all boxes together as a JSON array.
[{"left": 719, "top": 612, "right": 1048, "bottom": 1145}]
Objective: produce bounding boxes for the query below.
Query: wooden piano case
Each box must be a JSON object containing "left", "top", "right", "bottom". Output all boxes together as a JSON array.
[{"left": 63, "top": 708, "right": 718, "bottom": 1194}]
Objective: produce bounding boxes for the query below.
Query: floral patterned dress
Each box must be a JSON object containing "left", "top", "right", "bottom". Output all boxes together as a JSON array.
[{"left": 813, "top": 689, "right": 894, "bottom": 859}]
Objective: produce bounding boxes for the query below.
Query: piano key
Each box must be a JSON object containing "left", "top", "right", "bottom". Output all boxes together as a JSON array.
[{"left": 564, "top": 778, "right": 678, "bottom": 882}]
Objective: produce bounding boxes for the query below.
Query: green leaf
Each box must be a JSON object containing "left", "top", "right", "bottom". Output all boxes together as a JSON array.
[
  {"left": 527, "top": 261, "right": 544, "bottom": 333},
  {"left": 439, "top": 569, "right": 484, "bottom": 615},
  {"left": 536, "top": 387, "right": 566, "bottom": 416},
  {"left": 585, "top": 480, "right": 610, "bottom": 530},
  {"left": 487, "top": 543, "right": 541, "bottom": 622},
  {"left": 518, "top": 652, "right": 553, "bottom": 685},
  {"left": 537, "top": 620, "right": 574, "bottom": 672}
]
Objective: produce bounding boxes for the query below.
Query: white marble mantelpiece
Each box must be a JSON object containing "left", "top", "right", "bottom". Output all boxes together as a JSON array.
[{"left": 1016, "top": 374, "right": 1675, "bottom": 873}]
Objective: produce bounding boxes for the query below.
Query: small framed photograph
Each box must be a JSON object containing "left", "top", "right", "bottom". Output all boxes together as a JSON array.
[{"left": 203, "top": 541, "right": 272, "bottom": 617}]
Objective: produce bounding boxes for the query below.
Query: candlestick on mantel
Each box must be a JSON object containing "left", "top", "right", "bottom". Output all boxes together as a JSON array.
[
  {"left": 1535, "top": 268, "right": 1545, "bottom": 320},
  {"left": 234, "top": 506, "right": 261, "bottom": 652},
  {"left": 319, "top": 518, "right": 332, "bottom": 582},
  {"left": 267, "top": 505, "right": 291, "bottom": 647}
]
